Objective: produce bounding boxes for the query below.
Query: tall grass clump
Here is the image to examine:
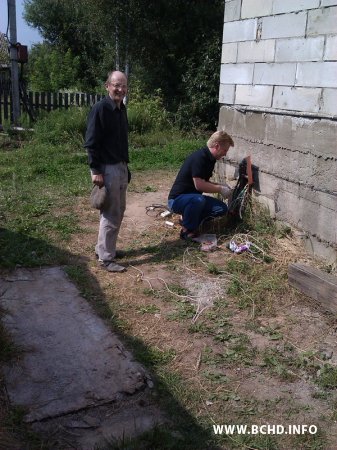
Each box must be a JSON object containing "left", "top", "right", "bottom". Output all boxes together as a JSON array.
[
  {"left": 127, "top": 83, "right": 187, "bottom": 148},
  {"left": 33, "top": 107, "right": 89, "bottom": 146},
  {"left": 128, "top": 83, "right": 172, "bottom": 134},
  {"left": 129, "top": 138, "right": 206, "bottom": 172}
]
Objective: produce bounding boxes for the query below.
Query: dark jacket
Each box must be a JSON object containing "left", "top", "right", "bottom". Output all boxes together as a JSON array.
[{"left": 84, "top": 96, "right": 128, "bottom": 174}]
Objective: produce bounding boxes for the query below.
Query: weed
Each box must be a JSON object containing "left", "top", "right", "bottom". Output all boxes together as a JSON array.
[
  {"left": 292, "top": 427, "right": 327, "bottom": 450},
  {"left": 207, "top": 263, "right": 223, "bottom": 275},
  {"left": 226, "top": 259, "right": 251, "bottom": 275},
  {"left": 136, "top": 304, "right": 160, "bottom": 314},
  {"left": 187, "top": 322, "right": 213, "bottom": 334},
  {"left": 317, "top": 365, "right": 337, "bottom": 389},
  {"left": 202, "top": 370, "right": 229, "bottom": 383},
  {"left": 227, "top": 278, "right": 243, "bottom": 297},
  {"left": 134, "top": 346, "right": 176, "bottom": 368},
  {"left": 167, "top": 302, "right": 195, "bottom": 321},
  {"left": 262, "top": 348, "right": 297, "bottom": 381}
]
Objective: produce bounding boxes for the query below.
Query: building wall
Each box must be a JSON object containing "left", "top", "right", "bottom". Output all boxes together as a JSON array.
[{"left": 218, "top": 0, "right": 337, "bottom": 262}]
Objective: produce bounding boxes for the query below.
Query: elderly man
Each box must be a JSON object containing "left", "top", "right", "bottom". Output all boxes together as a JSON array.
[
  {"left": 168, "top": 130, "right": 234, "bottom": 240},
  {"left": 84, "top": 71, "right": 130, "bottom": 272}
]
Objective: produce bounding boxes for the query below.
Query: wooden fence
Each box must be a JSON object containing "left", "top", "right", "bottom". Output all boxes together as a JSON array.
[{"left": 0, "top": 79, "right": 104, "bottom": 123}]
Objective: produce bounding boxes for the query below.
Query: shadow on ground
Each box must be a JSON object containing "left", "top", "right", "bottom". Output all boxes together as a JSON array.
[{"left": 0, "top": 227, "right": 221, "bottom": 450}]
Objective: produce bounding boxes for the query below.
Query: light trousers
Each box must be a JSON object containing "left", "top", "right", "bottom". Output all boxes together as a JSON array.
[{"left": 94, "top": 162, "right": 128, "bottom": 262}]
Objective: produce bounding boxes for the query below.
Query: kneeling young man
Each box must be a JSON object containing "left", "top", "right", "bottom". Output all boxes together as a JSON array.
[{"left": 168, "top": 130, "right": 234, "bottom": 240}]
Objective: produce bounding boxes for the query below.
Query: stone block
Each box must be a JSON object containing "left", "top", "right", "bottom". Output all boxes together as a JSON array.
[
  {"left": 220, "top": 63, "right": 254, "bottom": 84},
  {"left": 262, "top": 12, "right": 307, "bottom": 39},
  {"left": 221, "top": 43, "right": 238, "bottom": 63},
  {"left": 307, "top": 7, "right": 337, "bottom": 36},
  {"left": 321, "top": 88, "right": 337, "bottom": 115},
  {"left": 241, "top": 0, "right": 273, "bottom": 19},
  {"left": 254, "top": 63, "right": 296, "bottom": 85},
  {"left": 324, "top": 36, "right": 337, "bottom": 61},
  {"left": 237, "top": 40, "right": 275, "bottom": 63},
  {"left": 235, "top": 84, "right": 273, "bottom": 107},
  {"left": 272, "top": 0, "right": 319, "bottom": 15},
  {"left": 224, "top": 0, "right": 241, "bottom": 22},
  {"left": 219, "top": 84, "right": 235, "bottom": 104},
  {"left": 222, "top": 19, "right": 257, "bottom": 43},
  {"left": 272, "top": 86, "right": 321, "bottom": 113},
  {"left": 275, "top": 37, "right": 324, "bottom": 62},
  {"left": 218, "top": 105, "right": 337, "bottom": 159},
  {"left": 296, "top": 62, "right": 337, "bottom": 88},
  {"left": 217, "top": 106, "right": 337, "bottom": 250},
  {"left": 321, "top": 0, "right": 337, "bottom": 6}
]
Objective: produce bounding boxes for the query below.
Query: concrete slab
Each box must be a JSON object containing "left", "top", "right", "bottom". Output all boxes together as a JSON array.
[{"left": 0, "top": 267, "right": 163, "bottom": 448}]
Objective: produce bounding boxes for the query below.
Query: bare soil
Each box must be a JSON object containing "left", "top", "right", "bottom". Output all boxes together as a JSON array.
[{"left": 1, "top": 169, "right": 337, "bottom": 449}]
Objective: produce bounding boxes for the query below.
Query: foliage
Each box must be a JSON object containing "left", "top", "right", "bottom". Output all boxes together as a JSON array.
[
  {"left": 0, "top": 33, "right": 10, "bottom": 65},
  {"left": 23, "top": 0, "right": 225, "bottom": 128},
  {"left": 128, "top": 83, "right": 172, "bottom": 134},
  {"left": 24, "top": 0, "right": 105, "bottom": 88},
  {"left": 28, "top": 43, "right": 80, "bottom": 91},
  {"left": 176, "top": 34, "right": 222, "bottom": 129}
]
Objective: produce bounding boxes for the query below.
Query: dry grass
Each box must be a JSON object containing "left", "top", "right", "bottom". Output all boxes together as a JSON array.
[{"left": 1, "top": 170, "right": 337, "bottom": 449}]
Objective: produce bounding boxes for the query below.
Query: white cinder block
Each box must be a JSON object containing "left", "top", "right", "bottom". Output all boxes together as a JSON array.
[
  {"left": 220, "top": 63, "right": 254, "bottom": 84},
  {"left": 307, "top": 7, "right": 337, "bottom": 36},
  {"left": 272, "top": 0, "right": 319, "bottom": 15},
  {"left": 238, "top": 40, "right": 275, "bottom": 63},
  {"left": 262, "top": 12, "right": 307, "bottom": 39},
  {"left": 321, "top": 0, "right": 337, "bottom": 6},
  {"left": 224, "top": 0, "right": 241, "bottom": 22},
  {"left": 235, "top": 84, "right": 273, "bottom": 107},
  {"left": 324, "top": 36, "right": 337, "bottom": 61},
  {"left": 241, "top": 0, "right": 273, "bottom": 19},
  {"left": 275, "top": 37, "right": 324, "bottom": 62},
  {"left": 222, "top": 19, "right": 257, "bottom": 43},
  {"left": 296, "top": 62, "right": 337, "bottom": 88},
  {"left": 254, "top": 63, "right": 296, "bottom": 85},
  {"left": 219, "top": 84, "right": 236, "bottom": 104},
  {"left": 321, "top": 88, "right": 337, "bottom": 115},
  {"left": 221, "top": 43, "right": 238, "bottom": 63},
  {"left": 273, "top": 86, "right": 321, "bottom": 113}
]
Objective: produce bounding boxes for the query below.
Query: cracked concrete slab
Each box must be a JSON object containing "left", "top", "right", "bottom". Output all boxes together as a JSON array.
[{"left": 0, "top": 267, "right": 163, "bottom": 449}]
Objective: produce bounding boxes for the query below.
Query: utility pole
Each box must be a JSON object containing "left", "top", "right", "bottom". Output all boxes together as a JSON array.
[{"left": 8, "top": 0, "right": 20, "bottom": 125}]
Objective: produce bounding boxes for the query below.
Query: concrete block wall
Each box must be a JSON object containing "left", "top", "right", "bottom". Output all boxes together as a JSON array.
[
  {"left": 218, "top": 0, "right": 337, "bottom": 262},
  {"left": 220, "top": 1, "right": 337, "bottom": 114}
]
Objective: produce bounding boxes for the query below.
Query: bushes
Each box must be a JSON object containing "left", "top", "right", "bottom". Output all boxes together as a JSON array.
[{"left": 127, "top": 83, "right": 173, "bottom": 134}]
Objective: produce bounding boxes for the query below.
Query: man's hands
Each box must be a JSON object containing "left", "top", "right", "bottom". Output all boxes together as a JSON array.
[
  {"left": 219, "top": 183, "right": 232, "bottom": 199},
  {"left": 91, "top": 173, "right": 104, "bottom": 188}
]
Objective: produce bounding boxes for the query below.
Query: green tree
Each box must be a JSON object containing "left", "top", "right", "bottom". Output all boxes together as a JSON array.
[
  {"left": 24, "top": 0, "right": 224, "bottom": 128},
  {"left": 28, "top": 43, "right": 80, "bottom": 91}
]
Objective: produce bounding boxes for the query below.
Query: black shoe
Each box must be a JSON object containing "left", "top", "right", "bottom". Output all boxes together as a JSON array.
[{"left": 180, "top": 229, "right": 199, "bottom": 241}]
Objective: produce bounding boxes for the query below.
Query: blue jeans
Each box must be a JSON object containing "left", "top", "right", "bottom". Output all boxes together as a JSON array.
[{"left": 168, "top": 193, "right": 228, "bottom": 231}]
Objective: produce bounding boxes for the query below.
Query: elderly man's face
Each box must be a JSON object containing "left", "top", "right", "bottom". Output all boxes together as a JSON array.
[{"left": 106, "top": 73, "right": 127, "bottom": 106}]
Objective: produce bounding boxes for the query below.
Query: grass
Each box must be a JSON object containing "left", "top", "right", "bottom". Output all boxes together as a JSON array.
[
  {"left": 0, "top": 109, "right": 204, "bottom": 269},
  {"left": 0, "top": 111, "right": 335, "bottom": 449}
]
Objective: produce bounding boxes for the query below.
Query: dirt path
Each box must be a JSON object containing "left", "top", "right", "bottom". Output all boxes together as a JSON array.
[{"left": 1, "top": 170, "right": 337, "bottom": 449}]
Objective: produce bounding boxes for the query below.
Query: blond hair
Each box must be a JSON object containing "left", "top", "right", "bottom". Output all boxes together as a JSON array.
[{"left": 207, "top": 130, "right": 234, "bottom": 148}]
